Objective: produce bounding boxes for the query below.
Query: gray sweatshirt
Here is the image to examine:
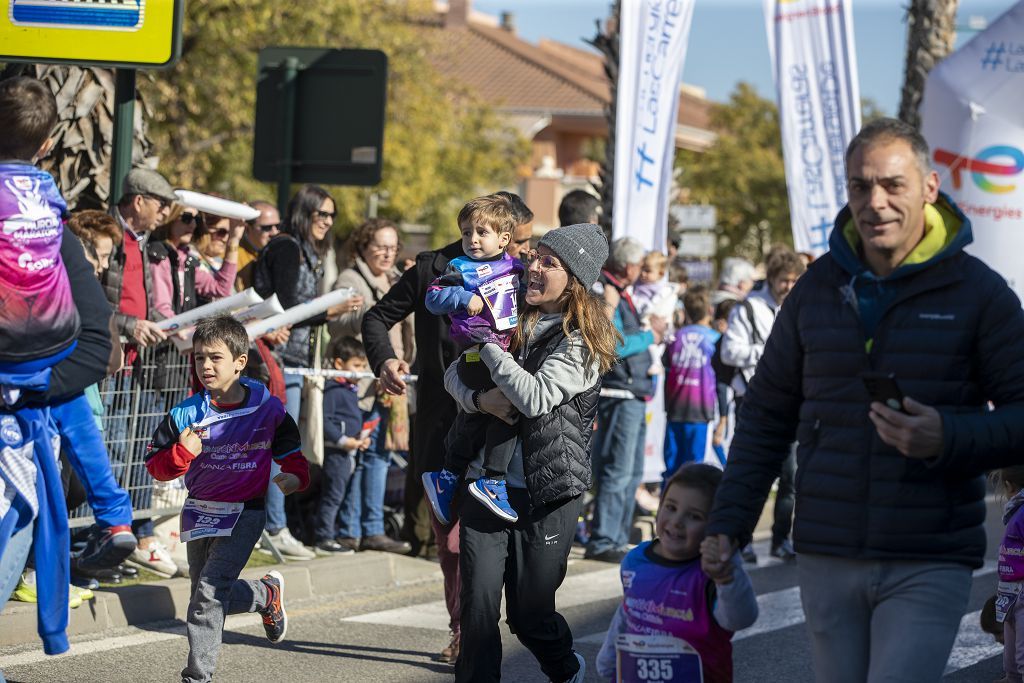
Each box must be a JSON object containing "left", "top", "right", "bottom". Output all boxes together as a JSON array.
[{"left": 444, "top": 313, "right": 601, "bottom": 487}]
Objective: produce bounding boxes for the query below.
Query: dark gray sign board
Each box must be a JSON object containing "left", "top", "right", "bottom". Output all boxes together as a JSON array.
[{"left": 253, "top": 47, "right": 387, "bottom": 193}]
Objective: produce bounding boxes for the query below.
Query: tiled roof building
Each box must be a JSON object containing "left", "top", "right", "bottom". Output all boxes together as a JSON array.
[{"left": 427, "top": 0, "right": 716, "bottom": 229}]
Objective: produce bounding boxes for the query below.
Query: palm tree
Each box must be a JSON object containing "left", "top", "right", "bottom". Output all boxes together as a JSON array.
[
  {"left": 0, "top": 63, "right": 153, "bottom": 210},
  {"left": 898, "top": 0, "right": 960, "bottom": 129}
]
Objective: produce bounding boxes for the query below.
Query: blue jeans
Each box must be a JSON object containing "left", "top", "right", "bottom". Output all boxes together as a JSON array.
[
  {"left": 339, "top": 407, "right": 387, "bottom": 539},
  {"left": 266, "top": 370, "right": 303, "bottom": 533},
  {"left": 0, "top": 519, "right": 33, "bottom": 682},
  {"left": 798, "top": 554, "right": 972, "bottom": 683},
  {"left": 662, "top": 421, "right": 709, "bottom": 488},
  {"left": 587, "top": 397, "right": 647, "bottom": 555},
  {"left": 313, "top": 450, "right": 356, "bottom": 542},
  {"left": 0, "top": 519, "right": 33, "bottom": 608},
  {"left": 51, "top": 393, "right": 132, "bottom": 528}
]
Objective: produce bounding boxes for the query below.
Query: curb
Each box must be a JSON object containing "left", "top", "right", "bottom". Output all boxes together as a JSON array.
[{"left": 0, "top": 551, "right": 442, "bottom": 649}]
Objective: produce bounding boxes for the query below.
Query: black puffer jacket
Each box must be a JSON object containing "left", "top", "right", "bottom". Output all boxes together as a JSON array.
[
  {"left": 520, "top": 325, "right": 600, "bottom": 507},
  {"left": 707, "top": 195, "right": 1024, "bottom": 568}
]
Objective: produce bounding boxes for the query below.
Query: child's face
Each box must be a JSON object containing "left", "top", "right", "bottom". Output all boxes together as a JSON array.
[
  {"left": 460, "top": 220, "right": 510, "bottom": 260},
  {"left": 639, "top": 263, "right": 664, "bottom": 285},
  {"left": 333, "top": 356, "right": 368, "bottom": 373},
  {"left": 713, "top": 318, "right": 728, "bottom": 334},
  {"left": 654, "top": 483, "right": 711, "bottom": 561},
  {"left": 193, "top": 340, "right": 246, "bottom": 395}
]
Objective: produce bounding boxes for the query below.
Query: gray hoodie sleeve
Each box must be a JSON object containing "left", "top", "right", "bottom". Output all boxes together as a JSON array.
[
  {"left": 479, "top": 332, "right": 600, "bottom": 419},
  {"left": 711, "top": 553, "right": 759, "bottom": 632},
  {"left": 444, "top": 358, "right": 478, "bottom": 413},
  {"left": 596, "top": 602, "right": 626, "bottom": 679}
]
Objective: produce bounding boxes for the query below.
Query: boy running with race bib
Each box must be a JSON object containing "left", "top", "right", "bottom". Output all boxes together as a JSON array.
[{"left": 145, "top": 315, "right": 309, "bottom": 683}]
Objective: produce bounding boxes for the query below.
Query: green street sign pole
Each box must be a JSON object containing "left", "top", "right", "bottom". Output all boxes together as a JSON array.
[
  {"left": 110, "top": 68, "right": 137, "bottom": 207},
  {"left": 276, "top": 56, "right": 300, "bottom": 217}
]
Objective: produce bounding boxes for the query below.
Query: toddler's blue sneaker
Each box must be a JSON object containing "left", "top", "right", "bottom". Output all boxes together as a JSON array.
[
  {"left": 468, "top": 478, "right": 518, "bottom": 523},
  {"left": 423, "top": 469, "right": 459, "bottom": 525}
]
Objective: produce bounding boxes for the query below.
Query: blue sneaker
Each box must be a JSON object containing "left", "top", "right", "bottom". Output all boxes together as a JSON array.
[
  {"left": 468, "top": 478, "right": 518, "bottom": 523},
  {"left": 423, "top": 469, "right": 459, "bottom": 525}
]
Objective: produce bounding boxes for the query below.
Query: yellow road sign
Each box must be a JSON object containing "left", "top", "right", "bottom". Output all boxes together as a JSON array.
[{"left": 0, "top": 0, "right": 183, "bottom": 68}]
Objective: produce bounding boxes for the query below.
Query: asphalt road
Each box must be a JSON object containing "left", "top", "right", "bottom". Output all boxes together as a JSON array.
[{"left": 0, "top": 499, "right": 1008, "bottom": 682}]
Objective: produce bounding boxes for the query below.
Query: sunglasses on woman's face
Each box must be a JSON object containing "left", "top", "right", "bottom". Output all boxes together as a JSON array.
[
  {"left": 180, "top": 212, "right": 203, "bottom": 226},
  {"left": 210, "top": 228, "right": 230, "bottom": 239},
  {"left": 313, "top": 209, "right": 336, "bottom": 223}
]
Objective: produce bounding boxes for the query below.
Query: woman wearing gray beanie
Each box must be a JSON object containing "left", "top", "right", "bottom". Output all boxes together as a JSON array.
[{"left": 443, "top": 222, "right": 619, "bottom": 682}]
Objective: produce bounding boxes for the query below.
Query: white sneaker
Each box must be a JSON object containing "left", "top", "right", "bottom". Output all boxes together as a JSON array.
[
  {"left": 129, "top": 540, "right": 178, "bottom": 576},
  {"left": 267, "top": 528, "right": 316, "bottom": 560}
]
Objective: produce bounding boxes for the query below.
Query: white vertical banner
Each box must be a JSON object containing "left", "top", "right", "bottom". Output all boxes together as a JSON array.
[
  {"left": 613, "top": 0, "right": 696, "bottom": 251},
  {"left": 921, "top": 1, "right": 1024, "bottom": 299},
  {"left": 764, "top": 0, "right": 861, "bottom": 256}
]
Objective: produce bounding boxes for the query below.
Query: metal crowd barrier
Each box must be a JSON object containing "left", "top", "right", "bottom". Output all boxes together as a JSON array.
[
  {"left": 68, "top": 341, "right": 194, "bottom": 529},
  {"left": 67, "top": 353, "right": 419, "bottom": 529}
]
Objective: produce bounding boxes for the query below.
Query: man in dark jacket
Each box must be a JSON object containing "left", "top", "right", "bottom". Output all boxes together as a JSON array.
[
  {"left": 705, "top": 118, "right": 1024, "bottom": 682},
  {"left": 362, "top": 193, "right": 533, "bottom": 664}
]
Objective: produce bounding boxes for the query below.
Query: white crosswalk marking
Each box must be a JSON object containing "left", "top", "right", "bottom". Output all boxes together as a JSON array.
[{"left": 342, "top": 566, "right": 623, "bottom": 631}]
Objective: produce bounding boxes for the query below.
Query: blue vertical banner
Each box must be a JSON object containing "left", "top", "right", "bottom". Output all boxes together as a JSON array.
[
  {"left": 613, "top": 0, "right": 696, "bottom": 251},
  {"left": 764, "top": 0, "right": 861, "bottom": 256}
]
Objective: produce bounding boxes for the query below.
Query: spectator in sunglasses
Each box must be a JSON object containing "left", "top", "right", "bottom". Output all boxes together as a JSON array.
[
  {"left": 148, "top": 205, "right": 242, "bottom": 320},
  {"left": 236, "top": 200, "right": 280, "bottom": 291}
]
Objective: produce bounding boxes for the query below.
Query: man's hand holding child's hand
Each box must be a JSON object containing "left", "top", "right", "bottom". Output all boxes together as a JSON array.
[
  {"left": 467, "top": 294, "right": 484, "bottom": 316},
  {"left": 701, "top": 536, "right": 735, "bottom": 585},
  {"left": 273, "top": 473, "right": 301, "bottom": 495},
  {"left": 179, "top": 427, "right": 203, "bottom": 456}
]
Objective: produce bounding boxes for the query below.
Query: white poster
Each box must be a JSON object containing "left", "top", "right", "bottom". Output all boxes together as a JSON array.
[
  {"left": 921, "top": 1, "right": 1024, "bottom": 298},
  {"left": 613, "top": 0, "right": 696, "bottom": 251},
  {"left": 764, "top": 0, "right": 861, "bottom": 256}
]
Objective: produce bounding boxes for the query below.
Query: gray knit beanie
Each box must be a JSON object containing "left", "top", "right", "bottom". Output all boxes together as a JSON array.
[{"left": 537, "top": 223, "right": 609, "bottom": 290}]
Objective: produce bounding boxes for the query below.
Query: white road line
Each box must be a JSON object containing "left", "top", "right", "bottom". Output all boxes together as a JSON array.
[
  {"left": 342, "top": 567, "right": 623, "bottom": 631},
  {"left": 0, "top": 613, "right": 261, "bottom": 670},
  {"left": 944, "top": 610, "right": 1002, "bottom": 674}
]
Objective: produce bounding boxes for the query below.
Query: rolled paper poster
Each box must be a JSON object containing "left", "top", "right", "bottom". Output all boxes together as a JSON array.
[
  {"left": 170, "top": 294, "right": 286, "bottom": 351},
  {"left": 174, "top": 189, "right": 261, "bottom": 221},
  {"left": 244, "top": 288, "right": 357, "bottom": 339},
  {"left": 156, "top": 288, "right": 262, "bottom": 331}
]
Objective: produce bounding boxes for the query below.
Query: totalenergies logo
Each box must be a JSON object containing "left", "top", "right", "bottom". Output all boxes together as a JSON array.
[{"left": 933, "top": 145, "right": 1024, "bottom": 194}]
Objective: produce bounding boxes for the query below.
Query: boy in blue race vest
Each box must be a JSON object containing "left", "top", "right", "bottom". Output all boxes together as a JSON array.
[
  {"left": 422, "top": 195, "right": 525, "bottom": 524},
  {"left": 145, "top": 315, "right": 308, "bottom": 683}
]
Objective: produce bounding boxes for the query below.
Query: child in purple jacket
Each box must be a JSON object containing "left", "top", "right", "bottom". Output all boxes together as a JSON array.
[
  {"left": 997, "top": 465, "right": 1024, "bottom": 682},
  {"left": 422, "top": 195, "right": 524, "bottom": 524}
]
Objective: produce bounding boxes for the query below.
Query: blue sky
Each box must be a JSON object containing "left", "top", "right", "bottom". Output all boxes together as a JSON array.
[{"left": 474, "top": 0, "right": 1019, "bottom": 115}]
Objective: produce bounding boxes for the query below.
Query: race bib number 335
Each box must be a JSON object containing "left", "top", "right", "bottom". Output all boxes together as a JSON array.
[{"left": 616, "top": 634, "right": 703, "bottom": 683}]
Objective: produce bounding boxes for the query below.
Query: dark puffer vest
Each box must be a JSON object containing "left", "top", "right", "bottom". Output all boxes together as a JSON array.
[
  {"left": 520, "top": 325, "right": 600, "bottom": 507},
  {"left": 146, "top": 242, "right": 199, "bottom": 315},
  {"left": 707, "top": 195, "right": 1024, "bottom": 569}
]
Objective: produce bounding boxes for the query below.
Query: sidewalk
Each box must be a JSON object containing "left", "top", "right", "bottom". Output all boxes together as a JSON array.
[{"left": 0, "top": 551, "right": 443, "bottom": 649}]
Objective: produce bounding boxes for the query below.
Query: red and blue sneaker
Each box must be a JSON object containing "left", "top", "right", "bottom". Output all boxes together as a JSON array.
[
  {"left": 468, "top": 478, "right": 518, "bottom": 523},
  {"left": 259, "top": 570, "right": 287, "bottom": 644},
  {"left": 76, "top": 524, "right": 137, "bottom": 570},
  {"left": 422, "top": 469, "right": 459, "bottom": 525}
]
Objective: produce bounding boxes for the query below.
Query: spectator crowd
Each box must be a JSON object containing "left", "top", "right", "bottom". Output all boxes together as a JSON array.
[{"left": 5, "top": 74, "right": 1023, "bottom": 683}]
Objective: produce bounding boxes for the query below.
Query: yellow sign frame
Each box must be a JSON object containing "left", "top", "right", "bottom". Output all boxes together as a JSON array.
[{"left": 0, "top": 0, "right": 183, "bottom": 68}]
